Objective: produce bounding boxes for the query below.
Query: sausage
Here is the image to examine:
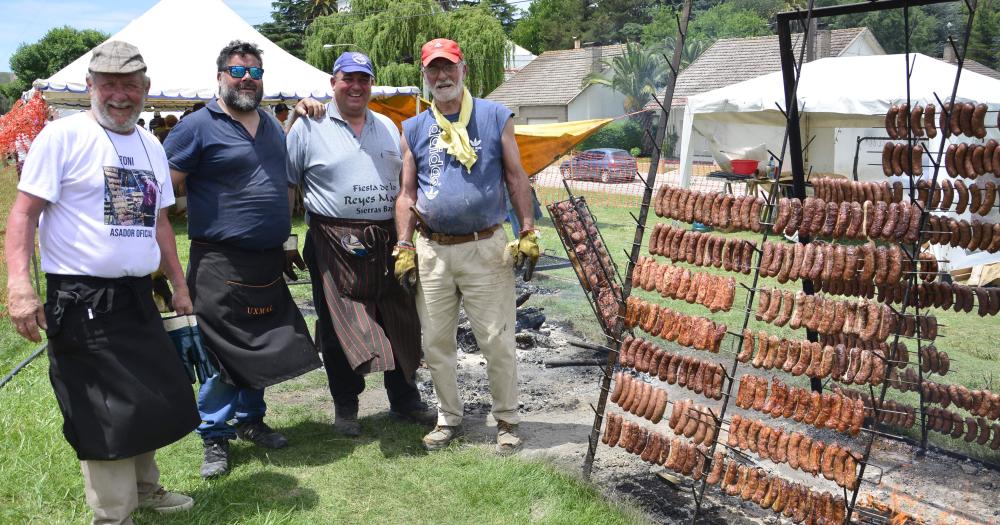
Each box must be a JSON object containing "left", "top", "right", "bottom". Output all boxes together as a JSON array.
[
  {"left": 956, "top": 143, "right": 969, "bottom": 178},
  {"left": 995, "top": 144, "right": 1000, "bottom": 179},
  {"left": 833, "top": 201, "right": 851, "bottom": 239},
  {"left": 960, "top": 102, "right": 975, "bottom": 136},
  {"left": 973, "top": 103, "right": 988, "bottom": 138},
  {"left": 846, "top": 202, "right": 864, "bottom": 239},
  {"left": 896, "top": 103, "right": 910, "bottom": 139},
  {"left": 749, "top": 196, "right": 764, "bottom": 233},
  {"left": 881, "top": 143, "right": 894, "bottom": 177},
  {"left": 881, "top": 202, "right": 900, "bottom": 240},
  {"left": 910, "top": 104, "right": 924, "bottom": 137},
  {"left": 892, "top": 143, "right": 905, "bottom": 176},
  {"left": 885, "top": 105, "right": 899, "bottom": 139},
  {"left": 912, "top": 143, "right": 924, "bottom": 176},
  {"left": 949, "top": 102, "right": 964, "bottom": 136},
  {"left": 772, "top": 198, "right": 791, "bottom": 234},
  {"left": 786, "top": 198, "right": 803, "bottom": 237},
  {"left": 905, "top": 202, "right": 923, "bottom": 243},
  {"left": 924, "top": 103, "right": 937, "bottom": 138},
  {"left": 964, "top": 144, "right": 979, "bottom": 179},
  {"left": 955, "top": 179, "right": 970, "bottom": 214},
  {"left": 972, "top": 145, "right": 987, "bottom": 177},
  {"left": 894, "top": 200, "right": 911, "bottom": 240},
  {"left": 945, "top": 143, "right": 959, "bottom": 178},
  {"left": 940, "top": 178, "right": 955, "bottom": 210},
  {"left": 979, "top": 181, "right": 996, "bottom": 216}
]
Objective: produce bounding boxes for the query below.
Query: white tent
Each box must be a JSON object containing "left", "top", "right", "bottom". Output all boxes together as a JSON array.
[
  {"left": 675, "top": 52, "right": 1000, "bottom": 270},
  {"left": 677, "top": 53, "right": 1000, "bottom": 185},
  {"left": 33, "top": 0, "right": 418, "bottom": 110}
]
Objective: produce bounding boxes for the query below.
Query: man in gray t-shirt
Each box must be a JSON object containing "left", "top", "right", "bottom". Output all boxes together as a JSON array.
[{"left": 286, "top": 52, "right": 432, "bottom": 437}]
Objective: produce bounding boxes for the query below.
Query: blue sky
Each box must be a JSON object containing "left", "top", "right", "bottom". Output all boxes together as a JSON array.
[{"left": 1, "top": 0, "right": 274, "bottom": 71}]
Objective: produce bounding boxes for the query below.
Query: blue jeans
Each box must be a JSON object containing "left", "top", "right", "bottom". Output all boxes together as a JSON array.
[{"left": 195, "top": 374, "right": 266, "bottom": 442}]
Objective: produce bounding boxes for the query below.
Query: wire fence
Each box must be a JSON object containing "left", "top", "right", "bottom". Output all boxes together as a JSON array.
[{"left": 534, "top": 153, "right": 725, "bottom": 209}]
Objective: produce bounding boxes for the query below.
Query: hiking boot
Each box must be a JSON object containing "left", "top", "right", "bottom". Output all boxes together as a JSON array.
[
  {"left": 333, "top": 404, "right": 361, "bottom": 437},
  {"left": 496, "top": 420, "right": 522, "bottom": 455},
  {"left": 389, "top": 401, "right": 438, "bottom": 426},
  {"left": 235, "top": 420, "right": 288, "bottom": 449},
  {"left": 138, "top": 488, "right": 194, "bottom": 513},
  {"left": 422, "top": 425, "right": 461, "bottom": 451},
  {"left": 200, "top": 440, "right": 230, "bottom": 479}
]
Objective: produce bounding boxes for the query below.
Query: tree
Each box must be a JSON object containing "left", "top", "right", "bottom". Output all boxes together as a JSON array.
[
  {"left": 583, "top": 0, "right": 657, "bottom": 45},
  {"left": 257, "top": 0, "right": 339, "bottom": 59},
  {"left": 966, "top": 0, "right": 1000, "bottom": 69},
  {"left": 4, "top": 26, "right": 108, "bottom": 97},
  {"left": 511, "top": 0, "right": 590, "bottom": 55},
  {"left": 304, "top": 0, "right": 508, "bottom": 96},
  {"left": 687, "top": 3, "right": 772, "bottom": 42},
  {"left": 437, "top": 0, "right": 521, "bottom": 34},
  {"left": 822, "top": 2, "right": 944, "bottom": 56},
  {"left": 582, "top": 42, "right": 668, "bottom": 153}
]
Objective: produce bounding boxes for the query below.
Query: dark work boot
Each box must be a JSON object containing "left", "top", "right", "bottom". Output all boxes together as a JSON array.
[
  {"left": 333, "top": 403, "right": 361, "bottom": 437},
  {"left": 201, "top": 439, "right": 230, "bottom": 479},
  {"left": 389, "top": 401, "right": 438, "bottom": 426},
  {"left": 235, "top": 420, "right": 288, "bottom": 449}
]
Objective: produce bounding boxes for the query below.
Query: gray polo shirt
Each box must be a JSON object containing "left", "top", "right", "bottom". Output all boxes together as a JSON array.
[{"left": 286, "top": 102, "right": 402, "bottom": 220}]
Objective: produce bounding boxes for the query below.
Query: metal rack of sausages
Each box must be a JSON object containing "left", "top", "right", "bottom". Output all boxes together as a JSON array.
[{"left": 581, "top": 2, "right": 998, "bottom": 525}]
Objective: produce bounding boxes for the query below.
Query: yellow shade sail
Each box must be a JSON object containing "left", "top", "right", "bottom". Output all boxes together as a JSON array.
[{"left": 369, "top": 94, "right": 613, "bottom": 178}]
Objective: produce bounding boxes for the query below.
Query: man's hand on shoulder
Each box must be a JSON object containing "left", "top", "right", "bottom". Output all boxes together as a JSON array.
[
  {"left": 7, "top": 279, "right": 46, "bottom": 342},
  {"left": 295, "top": 97, "right": 326, "bottom": 120}
]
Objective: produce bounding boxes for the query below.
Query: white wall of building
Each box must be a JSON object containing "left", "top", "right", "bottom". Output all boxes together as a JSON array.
[{"left": 567, "top": 84, "right": 626, "bottom": 121}]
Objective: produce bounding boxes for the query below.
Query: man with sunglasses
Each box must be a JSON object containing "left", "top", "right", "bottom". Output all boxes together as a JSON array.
[
  {"left": 395, "top": 39, "right": 539, "bottom": 454},
  {"left": 164, "top": 40, "right": 323, "bottom": 479},
  {"left": 286, "top": 51, "right": 434, "bottom": 437}
]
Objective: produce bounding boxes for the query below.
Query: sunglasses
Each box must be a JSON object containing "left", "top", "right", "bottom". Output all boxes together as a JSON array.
[{"left": 222, "top": 66, "right": 264, "bottom": 80}]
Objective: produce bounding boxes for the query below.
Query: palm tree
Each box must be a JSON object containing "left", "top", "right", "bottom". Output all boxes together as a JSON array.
[
  {"left": 306, "top": 0, "right": 338, "bottom": 21},
  {"left": 582, "top": 42, "right": 668, "bottom": 154},
  {"left": 582, "top": 42, "right": 667, "bottom": 115}
]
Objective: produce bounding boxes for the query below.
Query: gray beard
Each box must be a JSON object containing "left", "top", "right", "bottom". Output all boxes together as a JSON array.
[
  {"left": 91, "top": 98, "right": 142, "bottom": 134},
  {"left": 221, "top": 81, "right": 262, "bottom": 112}
]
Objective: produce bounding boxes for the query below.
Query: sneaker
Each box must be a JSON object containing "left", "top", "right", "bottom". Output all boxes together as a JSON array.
[
  {"left": 235, "top": 420, "right": 288, "bottom": 449},
  {"left": 333, "top": 404, "right": 361, "bottom": 437},
  {"left": 138, "top": 488, "right": 194, "bottom": 513},
  {"left": 389, "top": 402, "right": 438, "bottom": 426},
  {"left": 496, "top": 420, "right": 522, "bottom": 455},
  {"left": 422, "top": 425, "right": 461, "bottom": 451},
  {"left": 200, "top": 440, "right": 230, "bottom": 479}
]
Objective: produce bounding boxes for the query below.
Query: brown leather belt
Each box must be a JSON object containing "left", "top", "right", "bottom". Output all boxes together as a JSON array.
[{"left": 417, "top": 224, "right": 500, "bottom": 245}]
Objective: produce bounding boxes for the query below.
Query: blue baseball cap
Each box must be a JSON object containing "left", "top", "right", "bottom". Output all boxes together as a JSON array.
[{"left": 333, "top": 52, "right": 374, "bottom": 77}]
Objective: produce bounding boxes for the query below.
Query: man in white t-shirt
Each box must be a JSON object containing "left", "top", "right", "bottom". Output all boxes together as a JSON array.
[{"left": 4, "top": 41, "right": 199, "bottom": 525}]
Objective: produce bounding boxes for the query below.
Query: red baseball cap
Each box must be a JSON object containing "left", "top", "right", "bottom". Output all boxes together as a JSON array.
[{"left": 421, "top": 39, "right": 463, "bottom": 67}]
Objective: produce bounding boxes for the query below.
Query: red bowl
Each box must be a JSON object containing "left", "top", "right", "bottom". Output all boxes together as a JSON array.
[{"left": 731, "top": 159, "right": 760, "bottom": 175}]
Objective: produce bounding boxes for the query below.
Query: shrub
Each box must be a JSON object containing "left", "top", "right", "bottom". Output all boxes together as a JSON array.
[
  {"left": 576, "top": 119, "right": 643, "bottom": 152},
  {"left": 629, "top": 147, "right": 641, "bottom": 157}
]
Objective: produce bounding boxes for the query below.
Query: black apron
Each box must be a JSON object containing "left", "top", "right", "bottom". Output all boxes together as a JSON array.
[
  {"left": 188, "top": 241, "right": 321, "bottom": 389},
  {"left": 43, "top": 274, "right": 200, "bottom": 461}
]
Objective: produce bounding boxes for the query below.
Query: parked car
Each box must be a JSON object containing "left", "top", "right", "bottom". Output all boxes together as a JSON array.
[{"left": 559, "top": 148, "right": 638, "bottom": 183}]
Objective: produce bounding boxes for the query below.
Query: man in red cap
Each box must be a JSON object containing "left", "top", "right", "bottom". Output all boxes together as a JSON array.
[{"left": 394, "top": 38, "right": 539, "bottom": 454}]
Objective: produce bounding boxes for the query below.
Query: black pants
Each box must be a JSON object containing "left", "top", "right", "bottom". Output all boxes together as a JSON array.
[{"left": 304, "top": 230, "right": 421, "bottom": 411}]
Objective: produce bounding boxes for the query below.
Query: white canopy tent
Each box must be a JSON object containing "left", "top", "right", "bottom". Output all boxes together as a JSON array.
[
  {"left": 675, "top": 52, "right": 1000, "bottom": 271},
  {"left": 32, "top": 0, "right": 418, "bottom": 110}
]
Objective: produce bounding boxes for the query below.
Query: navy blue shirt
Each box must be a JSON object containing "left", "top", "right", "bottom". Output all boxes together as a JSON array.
[
  {"left": 403, "top": 98, "right": 512, "bottom": 235},
  {"left": 164, "top": 99, "right": 290, "bottom": 250}
]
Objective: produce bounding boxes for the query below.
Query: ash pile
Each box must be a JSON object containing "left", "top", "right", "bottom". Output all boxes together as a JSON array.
[{"left": 457, "top": 279, "right": 558, "bottom": 353}]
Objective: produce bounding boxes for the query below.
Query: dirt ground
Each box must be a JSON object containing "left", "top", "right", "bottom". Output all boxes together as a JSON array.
[{"left": 297, "top": 282, "right": 1000, "bottom": 525}]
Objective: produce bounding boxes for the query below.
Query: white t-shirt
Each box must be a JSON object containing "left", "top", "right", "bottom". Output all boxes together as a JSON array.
[{"left": 17, "top": 113, "right": 175, "bottom": 278}]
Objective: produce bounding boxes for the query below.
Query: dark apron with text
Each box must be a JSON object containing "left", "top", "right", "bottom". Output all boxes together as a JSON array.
[
  {"left": 44, "top": 274, "right": 200, "bottom": 461},
  {"left": 188, "top": 241, "right": 321, "bottom": 389}
]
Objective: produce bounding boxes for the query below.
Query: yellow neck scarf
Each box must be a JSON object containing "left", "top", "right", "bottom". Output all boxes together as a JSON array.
[{"left": 431, "top": 88, "right": 477, "bottom": 171}]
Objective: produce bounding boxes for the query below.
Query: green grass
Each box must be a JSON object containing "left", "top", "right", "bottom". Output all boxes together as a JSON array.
[{"left": 0, "top": 181, "right": 641, "bottom": 525}]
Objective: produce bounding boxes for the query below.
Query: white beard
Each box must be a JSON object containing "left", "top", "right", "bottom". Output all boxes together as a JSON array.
[{"left": 91, "top": 96, "right": 142, "bottom": 133}]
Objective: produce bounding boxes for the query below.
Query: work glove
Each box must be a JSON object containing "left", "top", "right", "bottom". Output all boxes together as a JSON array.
[
  {"left": 508, "top": 230, "right": 540, "bottom": 281},
  {"left": 151, "top": 271, "right": 174, "bottom": 313},
  {"left": 164, "top": 315, "right": 219, "bottom": 384},
  {"left": 283, "top": 234, "right": 306, "bottom": 281},
  {"left": 393, "top": 244, "right": 418, "bottom": 295}
]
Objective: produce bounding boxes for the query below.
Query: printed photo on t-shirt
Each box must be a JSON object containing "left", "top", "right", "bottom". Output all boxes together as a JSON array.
[{"left": 103, "top": 166, "right": 158, "bottom": 227}]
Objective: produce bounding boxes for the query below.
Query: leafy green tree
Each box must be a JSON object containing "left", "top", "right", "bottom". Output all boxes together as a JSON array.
[
  {"left": 582, "top": 42, "right": 667, "bottom": 113},
  {"left": 4, "top": 26, "right": 108, "bottom": 97},
  {"left": 822, "top": 2, "right": 943, "bottom": 56},
  {"left": 438, "top": 0, "right": 520, "bottom": 34},
  {"left": 511, "top": 0, "right": 589, "bottom": 55},
  {"left": 688, "top": 3, "right": 772, "bottom": 42},
  {"left": 304, "top": 0, "right": 508, "bottom": 96},
  {"left": 583, "top": 0, "right": 657, "bottom": 45},
  {"left": 965, "top": 0, "right": 1000, "bottom": 68},
  {"left": 257, "top": 0, "right": 339, "bottom": 59}
]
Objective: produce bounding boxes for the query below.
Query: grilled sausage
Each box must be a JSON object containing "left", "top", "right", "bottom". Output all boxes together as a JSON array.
[{"left": 924, "top": 103, "right": 937, "bottom": 138}]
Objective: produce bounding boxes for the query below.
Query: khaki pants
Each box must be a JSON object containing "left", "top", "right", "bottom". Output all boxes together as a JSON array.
[
  {"left": 80, "top": 450, "right": 160, "bottom": 525},
  {"left": 415, "top": 231, "right": 519, "bottom": 427}
]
